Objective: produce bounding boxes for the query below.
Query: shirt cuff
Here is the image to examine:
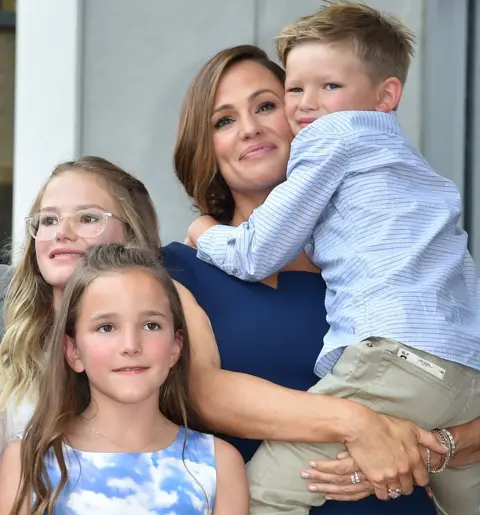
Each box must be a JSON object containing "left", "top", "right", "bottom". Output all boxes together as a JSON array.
[{"left": 197, "top": 225, "right": 238, "bottom": 274}]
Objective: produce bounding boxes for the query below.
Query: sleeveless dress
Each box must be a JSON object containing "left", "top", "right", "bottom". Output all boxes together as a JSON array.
[
  {"left": 162, "top": 242, "right": 436, "bottom": 515},
  {"left": 38, "top": 427, "right": 216, "bottom": 514}
]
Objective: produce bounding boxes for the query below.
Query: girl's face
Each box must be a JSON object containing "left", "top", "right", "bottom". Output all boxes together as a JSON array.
[
  {"left": 65, "top": 269, "right": 182, "bottom": 408},
  {"left": 35, "top": 171, "right": 126, "bottom": 293}
]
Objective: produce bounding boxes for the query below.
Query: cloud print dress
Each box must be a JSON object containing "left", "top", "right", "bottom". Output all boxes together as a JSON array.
[{"left": 36, "top": 427, "right": 216, "bottom": 514}]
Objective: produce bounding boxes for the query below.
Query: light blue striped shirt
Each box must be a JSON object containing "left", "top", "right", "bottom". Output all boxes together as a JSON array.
[{"left": 197, "top": 111, "right": 480, "bottom": 376}]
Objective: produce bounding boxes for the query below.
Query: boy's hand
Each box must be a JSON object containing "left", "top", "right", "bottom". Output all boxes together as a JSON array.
[{"left": 187, "top": 215, "right": 219, "bottom": 247}]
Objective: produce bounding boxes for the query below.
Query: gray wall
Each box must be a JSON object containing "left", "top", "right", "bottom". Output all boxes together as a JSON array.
[{"left": 80, "top": 0, "right": 451, "bottom": 245}]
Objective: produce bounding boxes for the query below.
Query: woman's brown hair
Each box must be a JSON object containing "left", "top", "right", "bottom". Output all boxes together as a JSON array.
[
  {"left": 11, "top": 243, "right": 203, "bottom": 513},
  {"left": 0, "top": 156, "right": 160, "bottom": 413},
  {"left": 174, "top": 45, "right": 285, "bottom": 225}
]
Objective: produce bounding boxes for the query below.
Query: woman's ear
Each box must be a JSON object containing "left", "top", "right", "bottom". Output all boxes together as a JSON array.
[{"left": 64, "top": 335, "right": 85, "bottom": 373}]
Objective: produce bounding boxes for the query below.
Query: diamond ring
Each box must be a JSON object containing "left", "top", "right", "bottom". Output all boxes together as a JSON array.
[
  {"left": 388, "top": 488, "right": 402, "bottom": 499},
  {"left": 350, "top": 472, "right": 361, "bottom": 484}
]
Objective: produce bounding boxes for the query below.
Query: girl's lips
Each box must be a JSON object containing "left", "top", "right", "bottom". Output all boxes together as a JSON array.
[
  {"left": 50, "top": 253, "right": 84, "bottom": 261},
  {"left": 49, "top": 248, "right": 85, "bottom": 259},
  {"left": 113, "top": 367, "right": 149, "bottom": 375}
]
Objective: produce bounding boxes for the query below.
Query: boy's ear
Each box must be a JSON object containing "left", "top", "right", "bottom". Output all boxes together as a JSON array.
[
  {"left": 376, "top": 77, "right": 403, "bottom": 112},
  {"left": 64, "top": 335, "right": 85, "bottom": 373}
]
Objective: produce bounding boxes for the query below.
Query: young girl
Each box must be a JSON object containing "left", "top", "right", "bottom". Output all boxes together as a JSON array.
[
  {"left": 0, "top": 243, "right": 248, "bottom": 513},
  {"left": 0, "top": 156, "right": 160, "bottom": 452}
]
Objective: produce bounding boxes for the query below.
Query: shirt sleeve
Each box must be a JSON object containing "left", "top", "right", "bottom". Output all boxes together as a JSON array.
[{"left": 196, "top": 132, "right": 349, "bottom": 281}]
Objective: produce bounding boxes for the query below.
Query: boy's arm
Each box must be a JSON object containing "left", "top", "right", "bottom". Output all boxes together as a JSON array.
[{"left": 196, "top": 134, "right": 349, "bottom": 281}]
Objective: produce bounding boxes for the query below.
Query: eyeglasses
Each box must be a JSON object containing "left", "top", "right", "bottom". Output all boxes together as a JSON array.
[{"left": 25, "top": 208, "right": 125, "bottom": 241}]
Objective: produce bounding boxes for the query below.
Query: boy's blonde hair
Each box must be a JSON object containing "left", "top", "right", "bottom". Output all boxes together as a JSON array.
[{"left": 275, "top": 1, "right": 415, "bottom": 84}]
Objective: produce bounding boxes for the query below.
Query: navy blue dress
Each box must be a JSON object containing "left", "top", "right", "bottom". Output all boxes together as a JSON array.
[{"left": 162, "top": 242, "right": 436, "bottom": 514}]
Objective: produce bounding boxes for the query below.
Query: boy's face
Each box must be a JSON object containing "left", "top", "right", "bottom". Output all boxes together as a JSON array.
[{"left": 284, "top": 41, "right": 389, "bottom": 134}]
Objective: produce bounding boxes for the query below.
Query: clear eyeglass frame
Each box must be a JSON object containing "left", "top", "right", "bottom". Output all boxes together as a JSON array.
[{"left": 25, "top": 208, "right": 125, "bottom": 241}]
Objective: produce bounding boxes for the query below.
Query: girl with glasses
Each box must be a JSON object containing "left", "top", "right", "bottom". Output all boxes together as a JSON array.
[{"left": 0, "top": 156, "right": 159, "bottom": 451}]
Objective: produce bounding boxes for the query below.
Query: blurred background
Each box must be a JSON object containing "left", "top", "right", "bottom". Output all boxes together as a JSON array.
[{"left": 0, "top": 0, "right": 479, "bottom": 262}]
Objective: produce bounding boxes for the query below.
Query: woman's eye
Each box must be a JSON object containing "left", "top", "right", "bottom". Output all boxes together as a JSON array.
[
  {"left": 144, "top": 322, "right": 160, "bottom": 331},
  {"left": 214, "top": 116, "right": 234, "bottom": 129},
  {"left": 257, "top": 102, "right": 275, "bottom": 113},
  {"left": 98, "top": 324, "right": 114, "bottom": 333}
]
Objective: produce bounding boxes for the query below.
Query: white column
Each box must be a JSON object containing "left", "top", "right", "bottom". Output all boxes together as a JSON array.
[{"left": 12, "top": 0, "right": 82, "bottom": 260}]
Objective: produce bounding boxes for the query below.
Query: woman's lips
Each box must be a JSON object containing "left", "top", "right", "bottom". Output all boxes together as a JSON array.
[{"left": 239, "top": 142, "right": 277, "bottom": 160}]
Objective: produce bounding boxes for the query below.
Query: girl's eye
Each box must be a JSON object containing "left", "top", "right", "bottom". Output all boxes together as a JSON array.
[
  {"left": 257, "top": 102, "right": 275, "bottom": 113},
  {"left": 40, "top": 215, "right": 59, "bottom": 226},
  {"left": 286, "top": 87, "right": 303, "bottom": 93},
  {"left": 79, "top": 214, "right": 100, "bottom": 224},
  {"left": 214, "top": 116, "right": 234, "bottom": 129},
  {"left": 98, "top": 324, "right": 114, "bottom": 333},
  {"left": 144, "top": 322, "right": 160, "bottom": 331},
  {"left": 325, "top": 83, "right": 341, "bottom": 90}
]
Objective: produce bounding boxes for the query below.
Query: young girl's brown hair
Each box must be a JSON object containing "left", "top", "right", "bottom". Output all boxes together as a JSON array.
[{"left": 11, "top": 243, "right": 203, "bottom": 514}]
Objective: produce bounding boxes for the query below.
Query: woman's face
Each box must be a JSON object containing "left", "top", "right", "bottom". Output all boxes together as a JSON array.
[
  {"left": 35, "top": 170, "right": 126, "bottom": 292},
  {"left": 211, "top": 60, "right": 293, "bottom": 198}
]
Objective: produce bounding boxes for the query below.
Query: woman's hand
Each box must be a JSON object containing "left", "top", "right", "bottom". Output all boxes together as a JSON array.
[
  {"left": 339, "top": 406, "right": 446, "bottom": 501},
  {"left": 301, "top": 452, "right": 373, "bottom": 501},
  {"left": 301, "top": 435, "right": 448, "bottom": 502}
]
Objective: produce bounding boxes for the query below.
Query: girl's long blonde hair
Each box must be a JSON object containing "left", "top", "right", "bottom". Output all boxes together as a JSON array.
[
  {"left": 11, "top": 243, "right": 202, "bottom": 514},
  {"left": 0, "top": 157, "right": 160, "bottom": 411}
]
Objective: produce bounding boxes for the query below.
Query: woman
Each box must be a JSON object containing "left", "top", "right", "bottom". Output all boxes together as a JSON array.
[{"left": 162, "top": 44, "right": 480, "bottom": 513}]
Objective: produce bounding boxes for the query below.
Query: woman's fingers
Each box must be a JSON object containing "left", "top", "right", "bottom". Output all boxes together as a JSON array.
[
  {"left": 305, "top": 456, "right": 358, "bottom": 476},
  {"left": 308, "top": 481, "right": 374, "bottom": 501},
  {"left": 301, "top": 468, "right": 368, "bottom": 486},
  {"left": 323, "top": 491, "right": 374, "bottom": 502}
]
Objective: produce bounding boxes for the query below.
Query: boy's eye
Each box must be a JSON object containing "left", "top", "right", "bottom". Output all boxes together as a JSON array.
[
  {"left": 286, "top": 87, "right": 303, "bottom": 93},
  {"left": 324, "top": 83, "right": 341, "bottom": 90},
  {"left": 98, "top": 324, "right": 114, "bottom": 333}
]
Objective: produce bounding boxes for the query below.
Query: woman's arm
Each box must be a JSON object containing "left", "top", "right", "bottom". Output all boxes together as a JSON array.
[
  {"left": 0, "top": 440, "right": 25, "bottom": 514},
  {"left": 447, "top": 418, "right": 480, "bottom": 466},
  {"left": 213, "top": 437, "right": 249, "bottom": 514},
  {"left": 175, "top": 281, "right": 354, "bottom": 443},
  {"left": 175, "top": 282, "right": 445, "bottom": 500}
]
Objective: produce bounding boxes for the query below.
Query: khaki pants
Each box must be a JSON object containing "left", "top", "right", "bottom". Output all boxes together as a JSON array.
[{"left": 247, "top": 338, "right": 480, "bottom": 515}]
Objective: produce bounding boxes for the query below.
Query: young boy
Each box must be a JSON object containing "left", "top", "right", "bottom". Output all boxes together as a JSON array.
[{"left": 189, "top": 3, "right": 480, "bottom": 514}]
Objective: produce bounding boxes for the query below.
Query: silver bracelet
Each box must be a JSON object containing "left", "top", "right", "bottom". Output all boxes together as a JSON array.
[
  {"left": 428, "top": 428, "right": 456, "bottom": 474},
  {"left": 439, "top": 428, "right": 456, "bottom": 462}
]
